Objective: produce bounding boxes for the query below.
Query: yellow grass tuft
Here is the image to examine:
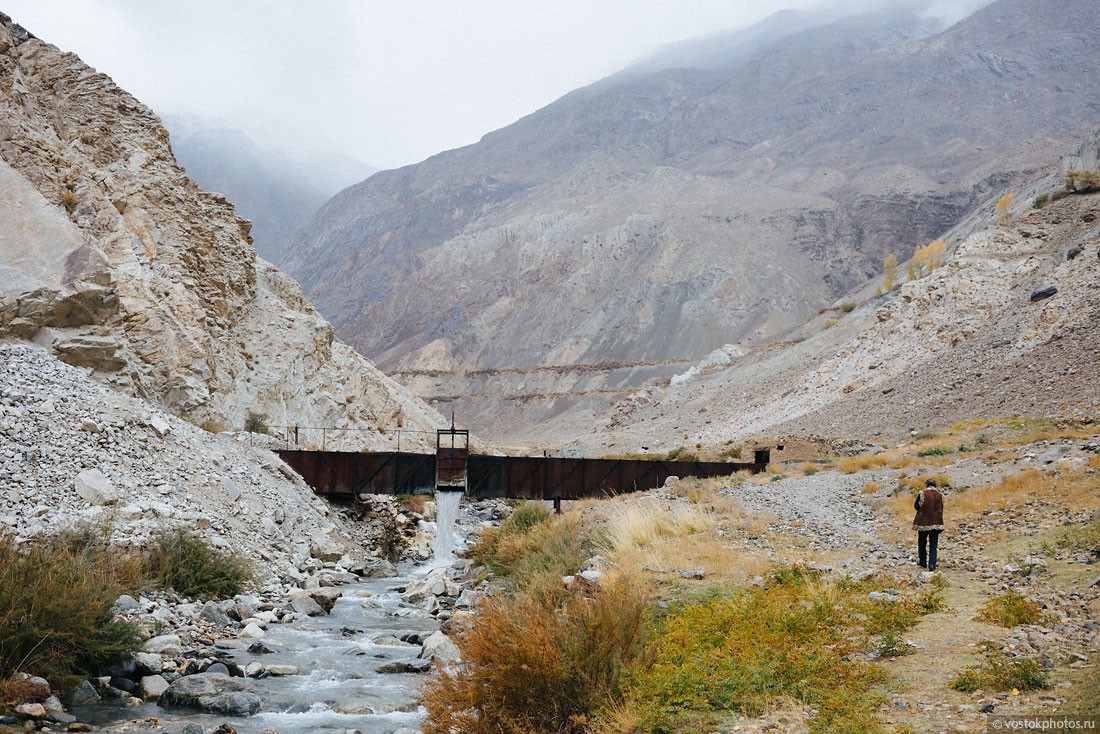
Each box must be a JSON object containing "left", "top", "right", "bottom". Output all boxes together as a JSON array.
[
  {"left": 860, "top": 482, "right": 882, "bottom": 494},
  {"left": 838, "top": 454, "right": 889, "bottom": 473},
  {"left": 598, "top": 499, "right": 716, "bottom": 556}
]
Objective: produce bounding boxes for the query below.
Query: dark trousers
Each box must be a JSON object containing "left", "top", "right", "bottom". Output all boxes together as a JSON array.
[{"left": 918, "top": 530, "right": 941, "bottom": 570}]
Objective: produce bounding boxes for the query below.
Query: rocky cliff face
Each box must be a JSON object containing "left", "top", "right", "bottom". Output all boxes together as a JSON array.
[
  {"left": 0, "top": 14, "right": 443, "bottom": 448},
  {"left": 289, "top": 0, "right": 1100, "bottom": 440}
]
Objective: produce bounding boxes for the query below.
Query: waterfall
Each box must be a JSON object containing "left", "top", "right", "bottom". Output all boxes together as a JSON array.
[{"left": 432, "top": 490, "right": 462, "bottom": 564}]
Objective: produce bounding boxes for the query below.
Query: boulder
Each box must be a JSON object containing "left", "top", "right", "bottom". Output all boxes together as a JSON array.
[
  {"left": 239, "top": 623, "right": 265, "bottom": 639},
  {"left": 139, "top": 675, "right": 169, "bottom": 701},
  {"left": 308, "top": 587, "right": 342, "bottom": 614},
  {"left": 143, "top": 634, "right": 183, "bottom": 655},
  {"left": 52, "top": 334, "right": 126, "bottom": 371},
  {"left": 265, "top": 665, "right": 298, "bottom": 676},
  {"left": 358, "top": 559, "right": 398, "bottom": 578},
  {"left": 287, "top": 590, "right": 325, "bottom": 616},
  {"left": 13, "top": 703, "right": 47, "bottom": 719},
  {"left": 419, "top": 631, "right": 461, "bottom": 665},
  {"left": 66, "top": 680, "right": 101, "bottom": 706},
  {"left": 1030, "top": 286, "right": 1058, "bottom": 302},
  {"left": 133, "top": 652, "right": 163, "bottom": 676},
  {"left": 200, "top": 600, "right": 234, "bottom": 627},
  {"left": 74, "top": 468, "right": 120, "bottom": 506},
  {"left": 158, "top": 673, "right": 263, "bottom": 716},
  {"left": 310, "top": 535, "right": 345, "bottom": 563},
  {"left": 376, "top": 660, "right": 432, "bottom": 674}
]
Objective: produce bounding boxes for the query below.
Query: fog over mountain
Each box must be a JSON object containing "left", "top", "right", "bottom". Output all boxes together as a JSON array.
[
  {"left": 283, "top": 0, "right": 1099, "bottom": 437},
  {"left": 164, "top": 117, "right": 376, "bottom": 264}
]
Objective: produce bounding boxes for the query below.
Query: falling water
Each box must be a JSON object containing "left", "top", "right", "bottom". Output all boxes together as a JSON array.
[{"left": 432, "top": 490, "right": 462, "bottom": 563}]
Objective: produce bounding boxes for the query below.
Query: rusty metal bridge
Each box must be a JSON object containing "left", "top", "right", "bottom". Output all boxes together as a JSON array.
[{"left": 278, "top": 426, "right": 767, "bottom": 502}]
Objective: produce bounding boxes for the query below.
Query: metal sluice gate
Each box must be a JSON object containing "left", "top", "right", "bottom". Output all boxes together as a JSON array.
[{"left": 278, "top": 427, "right": 767, "bottom": 501}]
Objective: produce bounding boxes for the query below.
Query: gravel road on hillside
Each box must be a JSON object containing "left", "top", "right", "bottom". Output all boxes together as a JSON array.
[{"left": 724, "top": 470, "right": 900, "bottom": 552}]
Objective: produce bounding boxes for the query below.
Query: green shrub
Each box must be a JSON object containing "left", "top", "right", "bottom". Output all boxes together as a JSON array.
[
  {"left": 975, "top": 591, "right": 1048, "bottom": 628},
  {"left": 144, "top": 528, "right": 251, "bottom": 599},
  {"left": 0, "top": 533, "right": 139, "bottom": 685},
  {"left": 1055, "top": 521, "right": 1100, "bottom": 555},
  {"left": 624, "top": 568, "right": 894, "bottom": 734},
  {"left": 839, "top": 300, "right": 857, "bottom": 313},
  {"left": 951, "top": 642, "right": 1048, "bottom": 692},
  {"left": 877, "top": 629, "right": 913, "bottom": 658},
  {"left": 468, "top": 510, "right": 596, "bottom": 587},
  {"left": 916, "top": 445, "right": 952, "bottom": 457},
  {"left": 1033, "top": 192, "right": 1049, "bottom": 209},
  {"left": 243, "top": 410, "right": 269, "bottom": 434}
]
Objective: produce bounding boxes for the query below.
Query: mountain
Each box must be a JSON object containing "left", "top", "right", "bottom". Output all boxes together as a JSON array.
[
  {"left": 165, "top": 119, "right": 376, "bottom": 265},
  {"left": 566, "top": 128, "right": 1100, "bottom": 454},
  {"left": 0, "top": 13, "right": 441, "bottom": 451},
  {"left": 287, "top": 0, "right": 1100, "bottom": 441}
]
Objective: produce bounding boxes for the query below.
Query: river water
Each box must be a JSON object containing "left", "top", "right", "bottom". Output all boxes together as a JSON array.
[{"left": 73, "top": 493, "right": 480, "bottom": 734}]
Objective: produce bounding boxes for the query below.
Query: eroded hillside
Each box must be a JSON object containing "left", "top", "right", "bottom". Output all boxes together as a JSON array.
[{"left": 0, "top": 14, "right": 443, "bottom": 449}]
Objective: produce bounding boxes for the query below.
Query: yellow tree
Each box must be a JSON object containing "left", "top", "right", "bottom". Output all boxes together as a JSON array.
[
  {"left": 883, "top": 253, "right": 898, "bottom": 292},
  {"left": 995, "top": 193, "right": 1014, "bottom": 224}
]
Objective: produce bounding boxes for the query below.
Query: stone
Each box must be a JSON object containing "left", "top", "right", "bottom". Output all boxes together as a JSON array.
[
  {"left": 376, "top": 660, "right": 432, "bottom": 674},
  {"left": 244, "top": 662, "right": 265, "bottom": 678},
  {"left": 420, "top": 631, "right": 461, "bottom": 664},
  {"left": 52, "top": 335, "right": 126, "bottom": 371},
  {"left": 287, "top": 590, "right": 325, "bottom": 616},
  {"left": 206, "top": 663, "right": 230, "bottom": 676},
  {"left": 358, "top": 559, "right": 397, "bottom": 578},
  {"left": 66, "top": 680, "right": 101, "bottom": 706},
  {"left": 264, "top": 665, "right": 299, "bottom": 676},
  {"left": 247, "top": 641, "right": 276, "bottom": 654},
  {"left": 148, "top": 415, "right": 172, "bottom": 437},
  {"left": 13, "top": 703, "right": 47, "bottom": 719},
  {"left": 1029, "top": 286, "right": 1058, "bottom": 302},
  {"left": 239, "top": 622, "right": 266, "bottom": 638},
  {"left": 74, "top": 468, "right": 120, "bottom": 505},
  {"left": 310, "top": 535, "right": 345, "bottom": 563},
  {"left": 143, "top": 634, "right": 183, "bottom": 655},
  {"left": 133, "top": 652, "right": 163, "bottom": 676},
  {"left": 113, "top": 594, "right": 140, "bottom": 611},
  {"left": 200, "top": 600, "right": 234, "bottom": 627},
  {"left": 158, "top": 673, "right": 263, "bottom": 716},
  {"left": 309, "top": 587, "right": 342, "bottom": 614},
  {"left": 680, "top": 569, "right": 706, "bottom": 580},
  {"left": 139, "top": 675, "right": 169, "bottom": 701}
]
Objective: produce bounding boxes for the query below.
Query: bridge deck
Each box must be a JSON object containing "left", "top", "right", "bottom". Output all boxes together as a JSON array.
[{"left": 278, "top": 450, "right": 765, "bottom": 500}]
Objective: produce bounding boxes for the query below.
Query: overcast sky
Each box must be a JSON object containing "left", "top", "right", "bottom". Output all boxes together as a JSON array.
[{"left": 3, "top": 1, "right": 989, "bottom": 171}]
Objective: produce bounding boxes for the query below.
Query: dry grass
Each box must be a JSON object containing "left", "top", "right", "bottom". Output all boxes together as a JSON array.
[
  {"left": 421, "top": 573, "right": 650, "bottom": 734},
  {"left": 861, "top": 482, "right": 883, "bottom": 494},
  {"left": 891, "top": 467, "right": 1099, "bottom": 525},
  {"left": 598, "top": 499, "right": 716, "bottom": 556},
  {"left": 838, "top": 454, "right": 889, "bottom": 473}
]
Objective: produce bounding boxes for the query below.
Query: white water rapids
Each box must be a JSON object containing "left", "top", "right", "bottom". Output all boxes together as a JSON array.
[{"left": 431, "top": 490, "right": 462, "bottom": 564}]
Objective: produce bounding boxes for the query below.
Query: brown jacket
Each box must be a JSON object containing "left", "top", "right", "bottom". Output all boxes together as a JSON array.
[{"left": 913, "top": 488, "right": 944, "bottom": 531}]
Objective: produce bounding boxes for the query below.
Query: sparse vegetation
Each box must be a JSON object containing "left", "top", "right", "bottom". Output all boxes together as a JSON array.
[
  {"left": 951, "top": 642, "right": 1048, "bottom": 692},
  {"left": 1032, "top": 192, "right": 1049, "bottom": 209},
  {"left": 244, "top": 409, "right": 269, "bottom": 434},
  {"left": 839, "top": 299, "right": 857, "bottom": 313},
  {"left": 1064, "top": 169, "right": 1100, "bottom": 193},
  {"left": 421, "top": 573, "right": 650, "bottom": 734},
  {"left": 0, "top": 531, "right": 140, "bottom": 687},
  {"left": 144, "top": 527, "right": 252, "bottom": 599},
  {"left": 824, "top": 318, "right": 839, "bottom": 329},
  {"left": 883, "top": 252, "right": 898, "bottom": 292},
  {"left": 467, "top": 508, "right": 594, "bottom": 586},
  {"left": 59, "top": 189, "right": 78, "bottom": 215},
  {"left": 975, "top": 591, "right": 1048, "bottom": 628},
  {"left": 995, "top": 192, "right": 1015, "bottom": 224},
  {"left": 912, "top": 239, "right": 945, "bottom": 278}
]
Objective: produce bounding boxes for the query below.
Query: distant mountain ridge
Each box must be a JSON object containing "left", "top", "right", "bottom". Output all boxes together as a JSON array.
[{"left": 290, "top": 0, "right": 1097, "bottom": 437}]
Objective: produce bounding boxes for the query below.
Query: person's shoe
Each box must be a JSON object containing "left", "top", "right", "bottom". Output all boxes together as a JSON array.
[
  {"left": 917, "top": 562, "right": 927, "bottom": 568},
  {"left": 928, "top": 564, "right": 936, "bottom": 571}
]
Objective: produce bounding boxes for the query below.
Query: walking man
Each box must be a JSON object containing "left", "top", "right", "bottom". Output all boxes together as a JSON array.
[{"left": 913, "top": 478, "right": 944, "bottom": 570}]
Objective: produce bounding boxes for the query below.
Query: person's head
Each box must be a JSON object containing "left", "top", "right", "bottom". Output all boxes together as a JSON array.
[{"left": 925, "top": 478, "right": 937, "bottom": 488}]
